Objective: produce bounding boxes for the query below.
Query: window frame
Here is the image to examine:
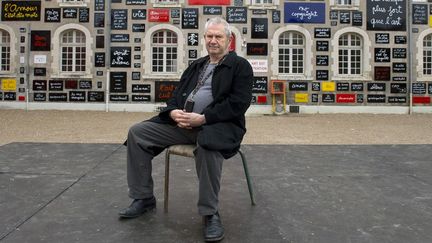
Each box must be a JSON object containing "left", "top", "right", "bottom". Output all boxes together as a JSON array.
[
  {"left": 253, "top": 0, "right": 273, "bottom": 6},
  {"left": 247, "top": 0, "right": 279, "bottom": 9},
  {"left": 143, "top": 24, "right": 185, "bottom": 80},
  {"left": 58, "top": 0, "right": 87, "bottom": 7},
  {"left": 270, "top": 25, "right": 313, "bottom": 80},
  {"left": 423, "top": 34, "right": 432, "bottom": 76},
  {"left": 154, "top": 0, "right": 179, "bottom": 4},
  {"left": 329, "top": 0, "right": 359, "bottom": 10},
  {"left": 331, "top": 27, "right": 371, "bottom": 81},
  {"left": 338, "top": 33, "right": 362, "bottom": 76},
  {"left": 0, "top": 30, "right": 11, "bottom": 72},
  {"left": 337, "top": 0, "right": 352, "bottom": 6},
  {"left": 151, "top": 30, "right": 178, "bottom": 74},
  {"left": 278, "top": 31, "right": 305, "bottom": 75},
  {"left": 151, "top": 0, "right": 183, "bottom": 7},
  {"left": 60, "top": 29, "right": 87, "bottom": 74}
]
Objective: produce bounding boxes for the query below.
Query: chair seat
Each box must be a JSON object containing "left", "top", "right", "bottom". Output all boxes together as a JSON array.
[
  {"left": 167, "top": 144, "right": 196, "bottom": 157},
  {"left": 164, "top": 144, "right": 256, "bottom": 212}
]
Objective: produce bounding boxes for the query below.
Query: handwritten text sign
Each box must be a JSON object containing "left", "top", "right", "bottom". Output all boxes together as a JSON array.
[
  {"left": 31, "top": 31, "right": 51, "bottom": 51},
  {"left": 412, "top": 4, "right": 428, "bottom": 25},
  {"left": 295, "top": 93, "right": 308, "bottom": 103},
  {"left": 1, "top": 1, "right": 41, "bottom": 21},
  {"left": 226, "top": 7, "right": 247, "bottom": 23},
  {"left": 204, "top": 6, "right": 222, "bottom": 15},
  {"left": 248, "top": 59, "right": 268, "bottom": 73},
  {"left": 182, "top": 8, "right": 198, "bottom": 29},
  {"left": 322, "top": 82, "right": 335, "bottom": 92},
  {"left": 110, "top": 72, "right": 127, "bottom": 93},
  {"left": 155, "top": 81, "right": 179, "bottom": 102},
  {"left": 374, "top": 66, "right": 391, "bottom": 81},
  {"left": 149, "top": 9, "right": 169, "bottom": 22},
  {"left": 367, "top": 0, "right": 406, "bottom": 31},
  {"left": 110, "top": 47, "right": 131, "bottom": 67},
  {"left": 252, "top": 77, "right": 268, "bottom": 93},
  {"left": 337, "top": 94, "right": 355, "bottom": 103},
  {"left": 251, "top": 18, "right": 268, "bottom": 39},
  {"left": 45, "top": 8, "right": 60, "bottom": 22},
  {"left": 284, "top": 2, "right": 325, "bottom": 24},
  {"left": 246, "top": 43, "right": 268, "bottom": 56},
  {"left": 1, "top": 79, "right": 16, "bottom": 91},
  {"left": 111, "top": 9, "right": 128, "bottom": 30}
]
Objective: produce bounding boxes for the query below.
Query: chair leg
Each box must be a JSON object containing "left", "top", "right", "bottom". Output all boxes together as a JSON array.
[
  {"left": 238, "top": 149, "right": 256, "bottom": 206},
  {"left": 164, "top": 150, "right": 170, "bottom": 213}
]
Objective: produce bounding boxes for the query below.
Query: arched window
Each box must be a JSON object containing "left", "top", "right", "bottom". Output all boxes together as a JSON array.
[
  {"left": 278, "top": 31, "right": 304, "bottom": 74},
  {"left": 60, "top": 29, "right": 86, "bottom": 73},
  {"left": 338, "top": 33, "right": 362, "bottom": 75},
  {"left": 0, "top": 30, "right": 10, "bottom": 72},
  {"left": 423, "top": 34, "right": 432, "bottom": 75},
  {"left": 151, "top": 30, "right": 177, "bottom": 73}
]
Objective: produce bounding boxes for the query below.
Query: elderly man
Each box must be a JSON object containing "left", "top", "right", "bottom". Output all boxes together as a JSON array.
[{"left": 119, "top": 17, "right": 253, "bottom": 242}]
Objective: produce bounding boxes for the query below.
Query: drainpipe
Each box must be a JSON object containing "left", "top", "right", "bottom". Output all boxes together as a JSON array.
[
  {"left": 106, "top": 70, "right": 110, "bottom": 112},
  {"left": 105, "top": 1, "right": 112, "bottom": 112},
  {"left": 407, "top": 1, "right": 413, "bottom": 114},
  {"left": 25, "top": 23, "right": 31, "bottom": 111}
]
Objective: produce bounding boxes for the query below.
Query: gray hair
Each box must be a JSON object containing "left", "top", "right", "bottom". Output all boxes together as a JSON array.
[{"left": 204, "top": 17, "right": 231, "bottom": 38}]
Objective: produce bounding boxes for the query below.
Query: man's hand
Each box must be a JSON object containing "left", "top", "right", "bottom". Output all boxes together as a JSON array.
[{"left": 170, "top": 109, "right": 206, "bottom": 129}]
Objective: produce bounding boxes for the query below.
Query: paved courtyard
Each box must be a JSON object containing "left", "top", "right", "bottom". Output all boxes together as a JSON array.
[
  {"left": 1, "top": 142, "right": 431, "bottom": 243},
  {"left": 1, "top": 110, "right": 432, "bottom": 242}
]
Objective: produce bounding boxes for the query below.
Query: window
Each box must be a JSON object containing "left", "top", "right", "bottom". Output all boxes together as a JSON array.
[
  {"left": 248, "top": 0, "right": 276, "bottom": 8},
  {"left": 155, "top": 0, "right": 179, "bottom": 4},
  {"left": 60, "top": 29, "right": 86, "bottom": 73},
  {"left": 337, "top": 0, "right": 352, "bottom": 5},
  {"left": 338, "top": 33, "right": 362, "bottom": 75},
  {"left": 330, "top": 0, "right": 359, "bottom": 9},
  {"left": 423, "top": 34, "right": 432, "bottom": 75},
  {"left": 250, "top": 0, "right": 275, "bottom": 8},
  {"left": 151, "top": 30, "right": 177, "bottom": 73},
  {"left": 59, "top": 0, "right": 86, "bottom": 7},
  {"left": 254, "top": 0, "right": 273, "bottom": 4},
  {"left": 278, "top": 31, "right": 304, "bottom": 74},
  {"left": 0, "top": 30, "right": 10, "bottom": 72}
]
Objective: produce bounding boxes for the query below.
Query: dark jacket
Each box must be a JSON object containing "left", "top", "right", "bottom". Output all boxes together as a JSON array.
[{"left": 149, "top": 51, "right": 253, "bottom": 159}]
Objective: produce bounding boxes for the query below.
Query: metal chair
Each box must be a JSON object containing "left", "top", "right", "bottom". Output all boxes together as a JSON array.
[{"left": 164, "top": 144, "right": 256, "bottom": 212}]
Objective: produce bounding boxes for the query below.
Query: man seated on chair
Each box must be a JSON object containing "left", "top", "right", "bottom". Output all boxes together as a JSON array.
[{"left": 119, "top": 17, "right": 253, "bottom": 242}]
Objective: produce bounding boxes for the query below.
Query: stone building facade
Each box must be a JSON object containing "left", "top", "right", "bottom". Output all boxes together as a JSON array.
[{"left": 0, "top": 0, "right": 431, "bottom": 113}]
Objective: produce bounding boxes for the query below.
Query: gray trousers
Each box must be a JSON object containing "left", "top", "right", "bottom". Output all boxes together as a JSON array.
[{"left": 126, "top": 121, "right": 224, "bottom": 216}]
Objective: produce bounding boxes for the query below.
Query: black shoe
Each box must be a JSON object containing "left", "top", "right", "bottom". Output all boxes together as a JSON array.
[
  {"left": 118, "top": 197, "right": 156, "bottom": 218},
  {"left": 203, "top": 212, "right": 225, "bottom": 242}
]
